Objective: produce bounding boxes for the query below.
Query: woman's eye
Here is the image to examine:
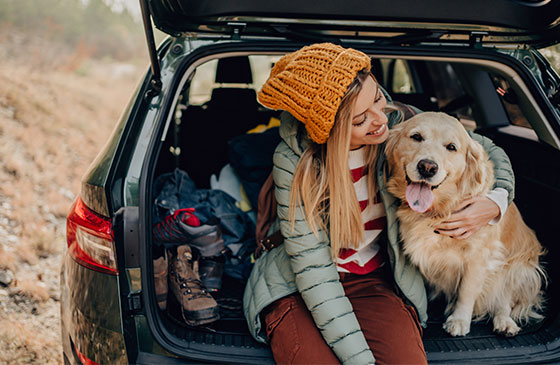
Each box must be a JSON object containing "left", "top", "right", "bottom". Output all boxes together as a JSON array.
[
  {"left": 353, "top": 115, "right": 367, "bottom": 127},
  {"left": 411, "top": 133, "right": 423, "bottom": 142},
  {"left": 446, "top": 143, "right": 457, "bottom": 151}
]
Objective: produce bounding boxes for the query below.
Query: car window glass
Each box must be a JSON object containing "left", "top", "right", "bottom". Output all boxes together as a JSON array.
[
  {"left": 391, "top": 59, "right": 415, "bottom": 94},
  {"left": 491, "top": 74, "right": 532, "bottom": 129},
  {"left": 540, "top": 45, "right": 560, "bottom": 75},
  {"left": 189, "top": 59, "right": 218, "bottom": 105},
  {"left": 188, "top": 55, "right": 282, "bottom": 106}
]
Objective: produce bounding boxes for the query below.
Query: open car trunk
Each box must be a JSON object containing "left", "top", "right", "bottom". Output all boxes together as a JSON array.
[
  {"left": 146, "top": 0, "right": 560, "bottom": 47},
  {"left": 140, "top": 40, "right": 560, "bottom": 363}
]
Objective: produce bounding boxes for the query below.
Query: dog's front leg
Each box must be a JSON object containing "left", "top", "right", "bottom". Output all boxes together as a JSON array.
[
  {"left": 443, "top": 262, "right": 487, "bottom": 337},
  {"left": 492, "top": 290, "right": 520, "bottom": 337}
]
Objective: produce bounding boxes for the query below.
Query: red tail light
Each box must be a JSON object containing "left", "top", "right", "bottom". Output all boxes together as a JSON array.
[{"left": 66, "top": 197, "right": 118, "bottom": 275}]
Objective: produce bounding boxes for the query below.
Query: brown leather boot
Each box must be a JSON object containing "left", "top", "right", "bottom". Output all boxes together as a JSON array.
[
  {"left": 153, "top": 252, "right": 168, "bottom": 311},
  {"left": 168, "top": 245, "right": 220, "bottom": 326}
]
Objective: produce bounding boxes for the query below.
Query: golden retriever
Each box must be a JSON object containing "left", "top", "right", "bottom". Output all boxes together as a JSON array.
[{"left": 385, "top": 112, "right": 546, "bottom": 337}]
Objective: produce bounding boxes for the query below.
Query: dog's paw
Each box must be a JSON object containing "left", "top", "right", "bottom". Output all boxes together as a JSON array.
[
  {"left": 443, "top": 316, "right": 471, "bottom": 336},
  {"left": 493, "top": 316, "right": 520, "bottom": 337}
]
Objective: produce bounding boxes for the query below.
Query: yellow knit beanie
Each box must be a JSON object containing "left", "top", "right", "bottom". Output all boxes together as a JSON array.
[{"left": 257, "top": 43, "right": 371, "bottom": 144}]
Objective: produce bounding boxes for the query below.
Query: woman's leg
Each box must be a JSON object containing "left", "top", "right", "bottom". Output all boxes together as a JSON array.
[
  {"left": 342, "top": 270, "right": 427, "bottom": 365},
  {"left": 263, "top": 294, "right": 339, "bottom": 364}
]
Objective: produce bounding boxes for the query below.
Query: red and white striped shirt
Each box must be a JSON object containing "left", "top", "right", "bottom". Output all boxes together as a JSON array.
[{"left": 336, "top": 148, "right": 386, "bottom": 274}]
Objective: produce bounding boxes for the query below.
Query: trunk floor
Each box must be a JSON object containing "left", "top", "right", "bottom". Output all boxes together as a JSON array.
[{"left": 159, "top": 275, "right": 559, "bottom": 355}]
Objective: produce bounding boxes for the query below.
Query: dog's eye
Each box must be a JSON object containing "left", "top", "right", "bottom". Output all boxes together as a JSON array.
[
  {"left": 411, "top": 133, "right": 423, "bottom": 142},
  {"left": 446, "top": 143, "right": 457, "bottom": 152}
]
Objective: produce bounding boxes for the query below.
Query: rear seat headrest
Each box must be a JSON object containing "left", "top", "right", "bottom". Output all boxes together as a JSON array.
[
  {"left": 215, "top": 56, "right": 253, "bottom": 84},
  {"left": 370, "top": 58, "right": 384, "bottom": 87},
  {"left": 208, "top": 88, "right": 258, "bottom": 109}
]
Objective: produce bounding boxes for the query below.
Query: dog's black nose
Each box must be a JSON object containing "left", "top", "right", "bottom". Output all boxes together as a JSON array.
[{"left": 417, "top": 159, "right": 438, "bottom": 178}]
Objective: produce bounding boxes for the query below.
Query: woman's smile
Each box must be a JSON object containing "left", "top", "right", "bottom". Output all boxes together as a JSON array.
[{"left": 366, "top": 124, "right": 386, "bottom": 136}]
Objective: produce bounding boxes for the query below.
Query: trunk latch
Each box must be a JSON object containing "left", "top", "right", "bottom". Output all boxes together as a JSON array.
[
  {"left": 469, "top": 31, "right": 488, "bottom": 48},
  {"left": 228, "top": 22, "right": 247, "bottom": 40}
]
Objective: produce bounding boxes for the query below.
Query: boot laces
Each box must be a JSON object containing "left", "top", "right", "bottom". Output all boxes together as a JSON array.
[
  {"left": 179, "top": 277, "right": 211, "bottom": 300},
  {"left": 171, "top": 260, "right": 212, "bottom": 300}
]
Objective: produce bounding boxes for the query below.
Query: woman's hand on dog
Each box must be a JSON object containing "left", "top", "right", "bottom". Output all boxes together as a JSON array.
[{"left": 434, "top": 196, "right": 500, "bottom": 240}]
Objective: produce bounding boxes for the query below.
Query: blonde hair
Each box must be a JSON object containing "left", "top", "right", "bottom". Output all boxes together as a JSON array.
[{"left": 289, "top": 70, "right": 381, "bottom": 258}]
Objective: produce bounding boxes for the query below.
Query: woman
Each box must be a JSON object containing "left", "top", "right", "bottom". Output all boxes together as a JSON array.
[{"left": 243, "top": 43, "right": 513, "bottom": 364}]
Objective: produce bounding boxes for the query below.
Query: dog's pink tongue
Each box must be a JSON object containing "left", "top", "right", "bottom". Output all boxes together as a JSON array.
[{"left": 406, "top": 182, "right": 434, "bottom": 213}]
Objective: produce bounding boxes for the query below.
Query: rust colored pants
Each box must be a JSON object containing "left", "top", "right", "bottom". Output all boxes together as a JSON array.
[{"left": 262, "top": 268, "right": 427, "bottom": 364}]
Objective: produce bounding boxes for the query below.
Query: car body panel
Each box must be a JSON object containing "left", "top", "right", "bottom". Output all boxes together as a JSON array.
[
  {"left": 80, "top": 80, "right": 145, "bottom": 218},
  {"left": 60, "top": 255, "right": 127, "bottom": 364}
]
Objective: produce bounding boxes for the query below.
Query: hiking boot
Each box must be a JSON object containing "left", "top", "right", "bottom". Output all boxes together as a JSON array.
[
  {"left": 153, "top": 252, "right": 168, "bottom": 311},
  {"left": 188, "top": 223, "right": 225, "bottom": 258},
  {"left": 154, "top": 209, "right": 225, "bottom": 256},
  {"left": 189, "top": 224, "right": 225, "bottom": 291},
  {"left": 168, "top": 245, "right": 220, "bottom": 326},
  {"left": 155, "top": 208, "right": 225, "bottom": 291},
  {"left": 198, "top": 255, "right": 225, "bottom": 292},
  {"left": 153, "top": 208, "right": 202, "bottom": 246}
]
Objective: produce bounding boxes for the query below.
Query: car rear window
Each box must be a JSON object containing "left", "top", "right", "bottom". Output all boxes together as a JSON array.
[{"left": 188, "top": 55, "right": 281, "bottom": 106}]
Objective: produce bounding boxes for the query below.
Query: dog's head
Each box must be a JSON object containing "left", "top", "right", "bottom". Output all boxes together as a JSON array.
[{"left": 385, "top": 112, "right": 493, "bottom": 214}]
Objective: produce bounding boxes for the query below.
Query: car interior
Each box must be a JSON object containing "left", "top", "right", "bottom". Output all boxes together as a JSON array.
[{"left": 150, "top": 51, "right": 560, "bottom": 361}]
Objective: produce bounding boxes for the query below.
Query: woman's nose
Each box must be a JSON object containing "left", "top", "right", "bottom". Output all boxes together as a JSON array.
[{"left": 370, "top": 107, "right": 388, "bottom": 124}]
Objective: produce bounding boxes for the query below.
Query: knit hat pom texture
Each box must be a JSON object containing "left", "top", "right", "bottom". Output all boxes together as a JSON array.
[{"left": 257, "top": 43, "right": 371, "bottom": 144}]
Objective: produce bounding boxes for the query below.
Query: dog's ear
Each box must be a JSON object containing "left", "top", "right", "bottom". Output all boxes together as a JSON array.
[
  {"left": 460, "top": 138, "right": 489, "bottom": 195},
  {"left": 384, "top": 123, "right": 405, "bottom": 174}
]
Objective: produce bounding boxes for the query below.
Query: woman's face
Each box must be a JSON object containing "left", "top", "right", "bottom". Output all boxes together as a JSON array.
[{"left": 349, "top": 76, "right": 388, "bottom": 150}]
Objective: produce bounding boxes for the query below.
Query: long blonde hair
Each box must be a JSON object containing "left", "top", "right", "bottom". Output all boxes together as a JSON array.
[{"left": 289, "top": 70, "right": 381, "bottom": 258}]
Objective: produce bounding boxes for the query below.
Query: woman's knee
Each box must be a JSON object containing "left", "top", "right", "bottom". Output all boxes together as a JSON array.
[
  {"left": 264, "top": 294, "right": 339, "bottom": 364},
  {"left": 350, "top": 289, "right": 426, "bottom": 364}
]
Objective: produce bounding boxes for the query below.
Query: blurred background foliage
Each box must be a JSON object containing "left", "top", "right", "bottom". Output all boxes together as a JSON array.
[{"left": 0, "top": 0, "right": 146, "bottom": 64}]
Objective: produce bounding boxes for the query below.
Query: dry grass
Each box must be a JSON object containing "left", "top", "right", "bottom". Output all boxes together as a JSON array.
[
  {"left": 0, "top": 47, "right": 143, "bottom": 364},
  {"left": 0, "top": 61, "right": 142, "bottom": 260},
  {"left": 0, "top": 317, "right": 61, "bottom": 364},
  {"left": 0, "top": 246, "right": 18, "bottom": 272},
  {"left": 12, "top": 279, "right": 50, "bottom": 303}
]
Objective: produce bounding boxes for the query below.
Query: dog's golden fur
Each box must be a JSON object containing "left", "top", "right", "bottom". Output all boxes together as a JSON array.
[{"left": 385, "top": 112, "right": 546, "bottom": 337}]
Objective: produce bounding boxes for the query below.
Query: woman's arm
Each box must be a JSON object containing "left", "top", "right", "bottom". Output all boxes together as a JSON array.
[{"left": 273, "top": 142, "right": 375, "bottom": 364}]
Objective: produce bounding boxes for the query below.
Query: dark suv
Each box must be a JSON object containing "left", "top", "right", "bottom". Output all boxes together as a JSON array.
[{"left": 60, "top": 0, "right": 560, "bottom": 363}]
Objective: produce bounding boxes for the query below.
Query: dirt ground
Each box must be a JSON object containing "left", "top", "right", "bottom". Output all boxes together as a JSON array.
[{"left": 0, "top": 57, "right": 143, "bottom": 363}]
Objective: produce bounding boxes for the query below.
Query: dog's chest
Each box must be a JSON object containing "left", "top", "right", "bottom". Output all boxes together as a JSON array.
[{"left": 399, "top": 219, "right": 472, "bottom": 272}]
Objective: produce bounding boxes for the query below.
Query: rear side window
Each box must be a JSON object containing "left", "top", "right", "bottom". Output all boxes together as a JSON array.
[
  {"left": 189, "top": 59, "right": 218, "bottom": 105},
  {"left": 379, "top": 59, "right": 417, "bottom": 94},
  {"left": 491, "top": 74, "right": 532, "bottom": 129},
  {"left": 389, "top": 59, "right": 416, "bottom": 94}
]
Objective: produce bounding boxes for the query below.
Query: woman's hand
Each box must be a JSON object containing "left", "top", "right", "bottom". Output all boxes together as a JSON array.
[{"left": 434, "top": 196, "right": 500, "bottom": 240}]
